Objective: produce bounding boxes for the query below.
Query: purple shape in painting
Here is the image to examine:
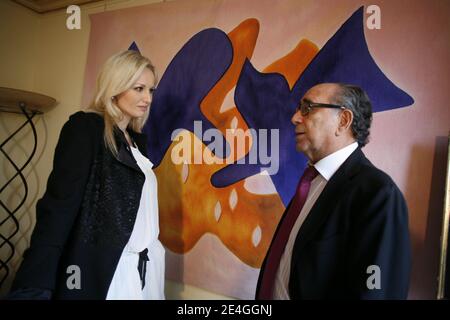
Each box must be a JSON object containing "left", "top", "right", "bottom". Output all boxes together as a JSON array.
[{"left": 142, "top": 28, "right": 233, "bottom": 166}]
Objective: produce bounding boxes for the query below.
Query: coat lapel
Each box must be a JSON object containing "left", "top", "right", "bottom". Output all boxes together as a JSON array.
[
  {"left": 129, "top": 130, "right": 148, "bottom": 156},
  {"left": 115, "top": 128, "right": 148, "bottom": 172}
]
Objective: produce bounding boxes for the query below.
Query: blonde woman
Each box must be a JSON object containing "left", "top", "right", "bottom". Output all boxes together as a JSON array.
[{"left": 9, "top": 50, "right": 165, "bottom": 300}]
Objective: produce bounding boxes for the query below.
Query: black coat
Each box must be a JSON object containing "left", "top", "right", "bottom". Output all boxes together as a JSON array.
[
  {"left": 256, "top": 148, "right": 411, "bottom": 299},
  {"left": 11, "top": 111, "right": 149, "bottom": 299}
]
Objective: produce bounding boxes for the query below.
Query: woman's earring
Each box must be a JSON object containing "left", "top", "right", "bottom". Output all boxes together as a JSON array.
[{"left": 111, "top": 96, "right": 115, "bottom": 100}]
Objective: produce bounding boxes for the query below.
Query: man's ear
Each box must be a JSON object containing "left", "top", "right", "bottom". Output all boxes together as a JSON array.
[{"left": 337, "top": 109, "right": 353, "bottom": 134}]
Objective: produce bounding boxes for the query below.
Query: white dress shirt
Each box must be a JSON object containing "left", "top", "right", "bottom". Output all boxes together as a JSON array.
[{"left": 272, "top": 142, "right": 358, "bottom": 299}]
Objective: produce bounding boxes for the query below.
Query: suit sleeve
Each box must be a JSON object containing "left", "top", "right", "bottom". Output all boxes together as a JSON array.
[
  {"left": 11, "top": 113, "right": 96, "bottom": 293},
  {"left": 346, "top": 181, "right": 411, "bottom": 299}
]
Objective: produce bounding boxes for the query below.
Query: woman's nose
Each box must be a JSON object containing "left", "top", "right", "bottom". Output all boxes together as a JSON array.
[{"left": 142, "top": 90, "right": 151, "bottom": 104}]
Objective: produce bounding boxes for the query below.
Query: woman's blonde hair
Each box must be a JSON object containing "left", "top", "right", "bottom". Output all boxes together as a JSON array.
[{"left": 87, "top": 50, "right": 157, "bottom": 156}]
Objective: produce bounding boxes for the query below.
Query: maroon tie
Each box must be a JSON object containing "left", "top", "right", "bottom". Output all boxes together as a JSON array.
[{"left": 257, "top": 165, "right": 319, "bottom": 299}]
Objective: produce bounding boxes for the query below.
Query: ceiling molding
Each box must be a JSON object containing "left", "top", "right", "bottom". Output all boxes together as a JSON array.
[{"left": 12, "top": 0, "right": 103, "bottom": 14}]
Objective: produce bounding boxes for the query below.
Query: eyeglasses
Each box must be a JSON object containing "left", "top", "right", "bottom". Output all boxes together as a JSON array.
[{"left": 296, "top": 100, "right": 345, "bottom": 116}]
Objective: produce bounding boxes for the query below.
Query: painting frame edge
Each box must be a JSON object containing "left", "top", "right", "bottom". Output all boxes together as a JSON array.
[{"left": 437, "top": 133, "right": 450, "bottom": 299}]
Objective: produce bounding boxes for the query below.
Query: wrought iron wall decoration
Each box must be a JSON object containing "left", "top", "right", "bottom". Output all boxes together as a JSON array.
[{"left": 0, "top": 87, "right": 56, "bottom": 289}]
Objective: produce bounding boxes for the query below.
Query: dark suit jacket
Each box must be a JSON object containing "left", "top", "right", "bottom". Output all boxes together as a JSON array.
[
  {"left": 10, "top": 111, "right": 148, "bottom": 299},
  {"left": 256, "top": 148, "right": 411, "bottom": 299}
]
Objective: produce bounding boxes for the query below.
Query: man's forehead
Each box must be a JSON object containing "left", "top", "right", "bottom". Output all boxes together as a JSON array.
[{"left": 302, "top": 83, "right": 339, "bottom": 101}]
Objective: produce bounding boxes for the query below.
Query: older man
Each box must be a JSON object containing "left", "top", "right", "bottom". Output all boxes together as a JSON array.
[{"left": 256, "top": 83, "right": 411, "bottom": 299}]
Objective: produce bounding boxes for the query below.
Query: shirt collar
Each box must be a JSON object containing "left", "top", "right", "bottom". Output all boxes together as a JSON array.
[{"left": 313, "top": 142, "right": 358, "bottom": 181}]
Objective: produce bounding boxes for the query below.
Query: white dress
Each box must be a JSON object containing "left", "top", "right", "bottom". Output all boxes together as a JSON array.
[{"left": 106, "top": 145, "right": 165, "bottom": 300}]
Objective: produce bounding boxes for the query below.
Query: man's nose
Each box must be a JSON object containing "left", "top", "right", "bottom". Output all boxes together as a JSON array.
[{"left": 291, "top": 109, "right": 304, "bottom": 125}]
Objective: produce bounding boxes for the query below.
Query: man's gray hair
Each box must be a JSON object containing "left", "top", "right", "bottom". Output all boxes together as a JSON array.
[{"left": 334, "top": 84, "right": 373, "bottom": 147}]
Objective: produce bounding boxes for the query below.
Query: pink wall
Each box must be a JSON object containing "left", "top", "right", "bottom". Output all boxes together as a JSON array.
[{"left": 362, "top": 0, "right": 450, "bottom": 299}]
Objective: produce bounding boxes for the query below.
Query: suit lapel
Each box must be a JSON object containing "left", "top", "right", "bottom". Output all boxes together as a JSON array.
[{"left": 290, "top": 148, "right": 366, "bottom": 265}]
